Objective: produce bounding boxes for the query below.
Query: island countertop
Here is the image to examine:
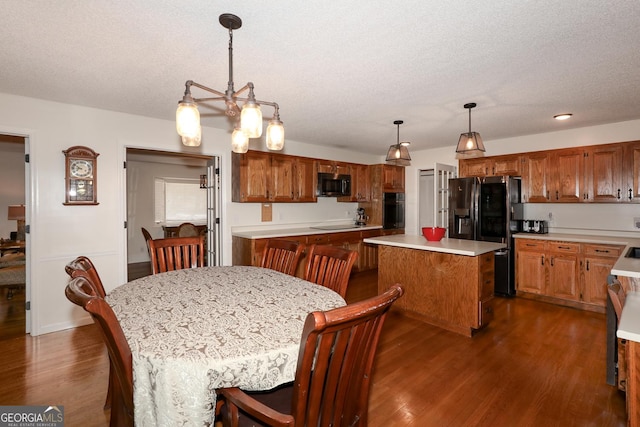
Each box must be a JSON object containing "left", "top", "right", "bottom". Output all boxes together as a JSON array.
[{"left": 363, "top": 234, "right": 506, "bottom": 256}]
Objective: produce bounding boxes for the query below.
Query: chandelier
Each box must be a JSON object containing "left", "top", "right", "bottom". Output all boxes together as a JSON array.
[
  {"left": 455, "top": 102, "right": 485, "bottom": 156},
  {"left": 176, "top": 13, "right": 284, "bottom": 153},
  {"left": 385, "top": 120, "right": 411, "bottom": 166}
]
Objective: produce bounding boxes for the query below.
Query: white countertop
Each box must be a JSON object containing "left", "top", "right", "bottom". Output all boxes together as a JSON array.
[
  {"left": 618, "top": 292, "right": 640, "bottom": 342},
  {"left": 363, "top": 234, "right": 506, "bottom": 256},
  {"left": 232, "top": 224, "right": 383, "bottom": 239}
]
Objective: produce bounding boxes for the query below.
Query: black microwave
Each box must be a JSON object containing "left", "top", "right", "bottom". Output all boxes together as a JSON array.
[{"left": 317, "top": 173, "right": 351, "bottom": 197}]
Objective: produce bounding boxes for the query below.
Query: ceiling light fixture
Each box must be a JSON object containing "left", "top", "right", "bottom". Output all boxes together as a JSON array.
[
  {"left": 455, "top": 102, "right": 485, "bottom": 156},
  {"left": 385, "top": 120, "right": 411, "bottom": 166},
  {"left": 175, "top": 13, "right": 284, "bottom": 153},
  {"left": 554, "top": 113, "right": 573, "bottom": 121}
]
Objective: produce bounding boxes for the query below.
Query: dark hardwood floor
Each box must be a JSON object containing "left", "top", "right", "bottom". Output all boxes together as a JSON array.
[{"left": 0, "top": 269, "right": 627, "bottom": 426}]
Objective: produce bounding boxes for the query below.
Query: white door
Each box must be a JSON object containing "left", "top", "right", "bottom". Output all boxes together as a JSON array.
[{"left": 434, "top": 163, "right": 457, "bottom": 234}]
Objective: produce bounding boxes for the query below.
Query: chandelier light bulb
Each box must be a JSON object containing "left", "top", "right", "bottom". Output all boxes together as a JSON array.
[
  {"left": 181, "top": 126, "right": 202, "bottom": 147},
  {"left": 241, "top": 102, "right": 262, "bottom": 138},
  {"left": 231, "top": 127, "right": 249, "bottom": 153},
  {"left": 266, "top": 119, "right": 285, "bottom": 150},
  {"left": 176, "top": 100, "right": 201, "bottom": 138}
]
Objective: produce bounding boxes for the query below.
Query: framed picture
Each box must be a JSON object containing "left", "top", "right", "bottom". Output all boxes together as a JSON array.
[{"left": 62, "top": 146, "right": 99, "bottom": 205}]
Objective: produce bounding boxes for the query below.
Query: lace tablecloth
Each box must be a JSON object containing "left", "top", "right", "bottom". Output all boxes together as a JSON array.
[{"left": 106, "top": 266, "right": 346, "bottom": 427}]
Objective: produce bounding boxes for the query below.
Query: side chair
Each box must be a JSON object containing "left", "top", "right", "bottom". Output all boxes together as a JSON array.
[
  {"left": 65, "top": 275, "right": 134, "bottom": 427},
  {"left": 148, "top": 235, "right": 205, "bottom": 274},
  {"left": 219, "top": 284, "right": 404, "bottom": 427},
  {"left": 260, "top": 239, "right": 305, "bottom": 276},
  {"left": 303, "top": 244, "right": 358, "bottom": 298}
]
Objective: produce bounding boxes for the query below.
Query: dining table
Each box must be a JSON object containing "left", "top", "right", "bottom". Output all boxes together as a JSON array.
[{"left": 105, "top": 265, "right": 346, "bottom": 427}]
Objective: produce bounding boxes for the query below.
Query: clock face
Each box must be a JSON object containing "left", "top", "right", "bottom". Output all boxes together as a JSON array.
[{"left": 70, "top": 159, "right": 93, "bottom": 178}]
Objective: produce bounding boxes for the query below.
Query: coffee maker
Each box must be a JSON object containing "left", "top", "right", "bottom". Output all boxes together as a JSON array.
[{"left": 355, "top": 207, "right": 368, "bottom": 226}]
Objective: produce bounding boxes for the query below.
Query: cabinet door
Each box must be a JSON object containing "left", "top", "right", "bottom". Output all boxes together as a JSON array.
[
  {"left": 515, "top": 246, "right": 546, "bottom": 294},
  {"left": 460, "top": 158, "right": 490, "bottom": 177},
  {"left": 493, "top": 155, "right": 522, "bottom": 176},
  {"left": 294, "top": 157, "right": 317, "bottom": 202},
  {"left": 583, "top": 256, "right": 616, "bottom": 306},
  {"left": 383, "top": 165, "right": 405, "bottom": 192},
  {"left": 270, "top": 155, "right": 295, "bottom": 202},
  {"left": 354, "top": 164, "right": 371, "bottom": 202},
  {"left": 551, "top": 148, "right": 584, "bottom": 203},
  {"left": 586, "top": 144, "right": 624, "bottom": 202},
  {"left": 233, "top": 151, "right": 271, "bottom": 202},
  {"left": 522, "top": 152, "right": 550, "bottom": 202},
  {"left": 623, "top": 141, "right": 640, "bottom": 202},
  {"left": 547, "top": 250, "right": 580, "bottom": 301}
]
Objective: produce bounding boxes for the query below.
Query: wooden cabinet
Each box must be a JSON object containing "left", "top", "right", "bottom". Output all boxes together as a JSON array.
[
  {"left": 546, "top": 241, "right": 580, "bottom": 301},
  {"left": 232, "top": 151, "right": 317, "bottom": 203},
  {"left": 582, "top": 243, "right": 623, "bottom": 306},
  {"left": 585, "top": 144, "right": 624, "bottom": 202},
  {"left": 624, "top": 140, "right": 640, "bottom": 202},
  {"left": 459, "top": 154, "right": 522, "bottom": 177},
  {"left": 339, "top": 163, "right": 370, "bottom": 202},
  {"left": 382, "top": 165, "right": 405, "bottom": 192},
  {"left": 515, "top": 239, "right": 546, "bottom": 294},
  {"left": 478, "top": 251, "right": 495, "bottom": 327},
  {"left": 232, "top": 228, "right": 390, "bottom": 277},
  {"left": 522, "top": 152, "right": 551, "bottom": 202},
  {"left": 317, "top": 160, "right": 350, "bottom": 176},
  {"left": 550, "top": 148, "right": 585, "bottom": 203},
  {"left": 516, "top": 238, "right": 624, "bottom": 312}
]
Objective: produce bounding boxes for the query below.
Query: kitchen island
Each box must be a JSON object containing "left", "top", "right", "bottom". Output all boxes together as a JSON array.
[{"left": 363, "top": 234, "right": 506, "bottom": 337}]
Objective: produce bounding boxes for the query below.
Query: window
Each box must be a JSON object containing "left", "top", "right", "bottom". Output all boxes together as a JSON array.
[{"left": 154, "top": 178, "right": 206, "bottom": 225}]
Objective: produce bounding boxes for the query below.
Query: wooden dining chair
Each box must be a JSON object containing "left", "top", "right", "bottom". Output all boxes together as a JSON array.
[
  {"left": 64, "top": 256, "right": 113, "bottom": 409},
  {"left": 303, "top": 244, "right": 358, "bottom": 298},
  {"left": 65, "top": 275, "right": 134, "bottom": 427},
  {"left": 260, "top": 239, "right": 305, "bottom": 276},
  {"left": 148, "top": 235, "right": 205, "bottom": 275},
  {"left": 219, "top": 284, "right": 404, "bottom": 427}
]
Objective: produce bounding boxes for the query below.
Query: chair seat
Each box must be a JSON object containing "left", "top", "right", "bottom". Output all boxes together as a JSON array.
[{"left": 220, "top": 383, "right": 293, "bottom": 427}]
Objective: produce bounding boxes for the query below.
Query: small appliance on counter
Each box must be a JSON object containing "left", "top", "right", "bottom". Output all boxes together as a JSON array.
[
  {"left": 355, "top": 207, "right": 368, "bottom": 226},
  {"left": 518, "top": 220, "right": 548, "bottom": 234}
]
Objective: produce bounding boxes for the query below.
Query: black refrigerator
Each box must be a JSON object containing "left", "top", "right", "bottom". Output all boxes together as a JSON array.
[{"left": 448, "top": 176, "right": 522, "bottom": 296}]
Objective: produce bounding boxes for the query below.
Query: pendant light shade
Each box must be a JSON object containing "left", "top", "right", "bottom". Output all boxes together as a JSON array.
[
  {"left": 386, "top": 120, "right": 411, "bottom": 166},
  {"left": 455, "top": 103, "right": 485, "bottom": 155}
]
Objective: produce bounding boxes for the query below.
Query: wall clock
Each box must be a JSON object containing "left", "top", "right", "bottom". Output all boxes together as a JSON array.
[{"left": 63, "top": 145, "right": 99, "bottom": 205}]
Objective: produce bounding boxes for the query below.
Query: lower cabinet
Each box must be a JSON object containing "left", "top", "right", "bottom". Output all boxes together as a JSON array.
[
  {"left": 515, "top": 238, "right": 624, "bottom": 312},
  {"left": 232, "top": 228, "right": 402, "bottom": 278}
]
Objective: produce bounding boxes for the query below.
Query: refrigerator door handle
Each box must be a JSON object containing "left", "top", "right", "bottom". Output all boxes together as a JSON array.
[{"left": 495, "top": 249, "right": 508, "bottom": 256}]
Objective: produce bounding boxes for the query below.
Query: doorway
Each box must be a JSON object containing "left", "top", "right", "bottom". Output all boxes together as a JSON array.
[
  {"left": 0, "top": 134, "right": 27, "bottom": 340},
  {"left": 125, "top": 148, "right": 221, "bottom": 280},
  {"left": 418, "top": 163, "right": 456, "bottom": 235}
]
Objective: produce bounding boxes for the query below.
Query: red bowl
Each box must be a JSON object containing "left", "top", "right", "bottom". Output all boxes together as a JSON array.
[{"left": 422, "top": 227, "right": 446, "bottom": 241}]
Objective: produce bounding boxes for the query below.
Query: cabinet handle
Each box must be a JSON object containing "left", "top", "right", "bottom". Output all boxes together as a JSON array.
[
  {"left": 555, "top": 190, "right": 559, "bottom": 200},
  {"left": 586, "top": 260, "right": 590, "bottom": 271},
  {"left": 630, "top": 188, "right": 633, "bottom": 200},
  {"left": 550, "top": 256, "right": 554, "bottom": 267},
  {"left": 595, "top": 249, "right": 610, "bottom": 253},
  {"left": 617, "top": 189, "right": 621, "bottom": 200},
  {"left": 558, "top": 246, "right": 571, "bottom": 250},
  {"left": 541, "top": 255, "right": 545, "bottom": 266}
]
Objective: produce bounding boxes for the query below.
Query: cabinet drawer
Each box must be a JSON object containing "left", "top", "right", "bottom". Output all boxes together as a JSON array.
[
  {"left": 582, "top": 243, "right": 623, "bottom": 258},
  {"left": 516, "top": 239, "right": 545, "bottom": 251},
  {"left": 329, "top": 231, "right": 362, "bottom": 244},
  {"left": 307, "top": 234, "right": 331, "bottom": 245},
  {"left": 479, "top": 252, "right": 494, "bottom": 272},
  {"left": 547, "top": 241, "right": 580, "bottom": 253},
  {"left": 480, "top": 269, "right": 494, "bottom": 299}
]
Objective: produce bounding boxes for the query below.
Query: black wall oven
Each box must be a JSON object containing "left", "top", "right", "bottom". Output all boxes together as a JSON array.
[{"left": 383, "top": 192, "right": 405, "bottom": 229}]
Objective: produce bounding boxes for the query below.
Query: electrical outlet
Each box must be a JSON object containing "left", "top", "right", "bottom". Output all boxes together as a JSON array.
[{"left": 634, "top": 217, "right": 640, "bottom": 229}]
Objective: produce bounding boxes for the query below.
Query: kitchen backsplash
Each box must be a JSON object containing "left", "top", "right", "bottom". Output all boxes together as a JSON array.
[{"left": 523, "top": 202, "right": 640, "bottom": 237}]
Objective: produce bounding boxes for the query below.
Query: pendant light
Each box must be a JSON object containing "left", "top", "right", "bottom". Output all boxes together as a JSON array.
[
  {"left": 386, "top": 120, "right": 411, "bottom": 166},
  {"left": 455, "top": 103, "right": 485, "bottom": 155}
]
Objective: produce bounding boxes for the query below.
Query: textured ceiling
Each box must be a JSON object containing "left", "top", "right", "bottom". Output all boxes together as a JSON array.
[{"left": 2, "top": 1, "right": 640, "bottom": 154}]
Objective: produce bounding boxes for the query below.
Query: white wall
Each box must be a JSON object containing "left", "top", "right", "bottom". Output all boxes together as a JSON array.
[
  {"left": 404, "top": 120, "right": 640, "bottom": 237},
  {"left": 0, "top": 92, "right": 381, "bottom": 335},
  {"left": 0, "top": 142, "right": 25, "bottom": 239}
]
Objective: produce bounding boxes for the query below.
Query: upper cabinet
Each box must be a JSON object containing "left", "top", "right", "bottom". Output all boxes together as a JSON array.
[
  {"left": 471, "top": 140, "right": 640, "bottom": 204},
  {"left": 459, "top": 154, "right": 522, "bottom": 177},
  {"left": 232, "top": 151, "right": 317, "bottom": 203},
  {"left": 382, "top": 165, "right": 405, "bottom": 192},
  {"left": 338, "top": 163, "right": 370, "bottom": 202},
  {"left": 317, "top": 160, "right": 350, "bottom": 176}
]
